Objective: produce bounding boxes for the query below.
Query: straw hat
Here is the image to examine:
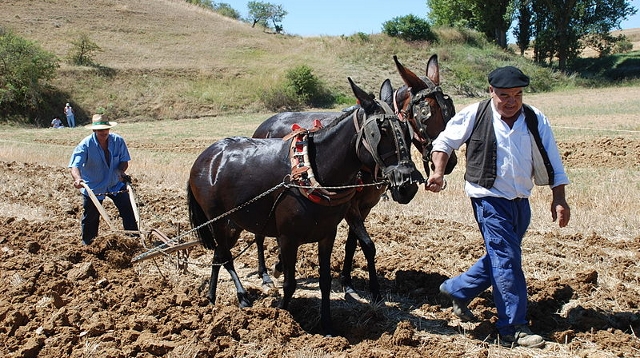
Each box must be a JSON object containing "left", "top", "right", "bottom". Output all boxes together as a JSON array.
[{"left": 86, "top": 114, "right": 118, "bottom": 130}]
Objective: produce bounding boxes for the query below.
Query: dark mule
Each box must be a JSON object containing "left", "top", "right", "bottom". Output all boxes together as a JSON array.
[
  {"left": 252, "top": 54, "right": 457, "bottom": 303},
  {"left": 187, "top": 77, "right": 419, "bottom": 335}
]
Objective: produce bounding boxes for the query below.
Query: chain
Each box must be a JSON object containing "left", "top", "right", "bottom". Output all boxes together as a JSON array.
[{"left": 136, "top": 178, "right": 389, "bottom": 265}]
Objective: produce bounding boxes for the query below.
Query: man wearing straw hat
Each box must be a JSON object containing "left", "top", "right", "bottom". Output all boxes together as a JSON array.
[{"left": 68, "top": 114, "right": 138, "bottom": 245}]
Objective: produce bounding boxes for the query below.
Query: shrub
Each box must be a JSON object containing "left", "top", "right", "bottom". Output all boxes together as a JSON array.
[
  {"left": 260, "top": 85, "right": 302, "bottom": 111},
  {"left": 382, "top": 15, "right": 437, "bottom": 42},
  {"left": 214, "top": 3, "right": 241, "bottom": 19},
  {"left": 285, "top": 65, "right": 319, "bottom": 103},
  {"left": 260, "top": 65, "right": 335, "bottom": 110},
  {"left": 0, "top": 28, "right": 59, "bottom": 114},
  {"left": 66, "top": 33, "right": 101, "bottom": 66}
]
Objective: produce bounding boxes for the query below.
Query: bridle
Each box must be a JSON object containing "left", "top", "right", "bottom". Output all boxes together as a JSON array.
[
  {"left": 285, "top": 101, "right": 416, "bottom": 205},
  {"left": 393, "top": 78, "right": 455, "bottom": 174},
  {"left": 354, "top": 99, "right": 414, "bottom": 185}
]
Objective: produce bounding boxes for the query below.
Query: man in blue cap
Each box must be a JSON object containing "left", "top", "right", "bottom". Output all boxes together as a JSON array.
[{"left": 426, "top": 66, "right": 571, "bottom": 348}]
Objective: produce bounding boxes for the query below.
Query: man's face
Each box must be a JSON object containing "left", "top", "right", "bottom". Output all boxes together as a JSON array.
[
  {"left": 94, "top": 129, "right": 110, "bottom": 141},
  {"left": 490, "top": 86, "right": 524, "bottom": 120}
]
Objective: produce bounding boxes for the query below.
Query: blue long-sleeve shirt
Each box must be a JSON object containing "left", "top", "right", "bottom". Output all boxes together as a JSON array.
[{"left": 68, "top": 132, "right": 131, "bottom": 199}]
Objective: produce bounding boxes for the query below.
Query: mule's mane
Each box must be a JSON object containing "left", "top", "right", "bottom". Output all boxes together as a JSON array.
[{"left": 326, "top": 107, "right": 358, "bottom": 127}]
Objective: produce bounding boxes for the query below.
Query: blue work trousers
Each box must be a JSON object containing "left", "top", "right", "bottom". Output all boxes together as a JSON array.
[
  {"left": 81, "top": 190, "right": 138, "bottom": 244},
  {"left": 441, "top": 196, "right": 531, "bottom": 336}
]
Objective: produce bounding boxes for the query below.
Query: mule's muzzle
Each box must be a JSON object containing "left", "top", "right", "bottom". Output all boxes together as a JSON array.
[{"left": 384, "top": 161, "right": 424, "bottom": 204}]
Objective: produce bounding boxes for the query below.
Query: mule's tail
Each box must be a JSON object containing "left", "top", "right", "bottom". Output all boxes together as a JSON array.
[{"left": 187, "top": 183, "right": 216, "bottom": 250}]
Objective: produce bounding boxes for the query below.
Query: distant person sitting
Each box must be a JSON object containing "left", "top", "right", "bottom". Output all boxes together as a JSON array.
[{"left": 51, "top": 117, "right": 65, "bottom": 128}]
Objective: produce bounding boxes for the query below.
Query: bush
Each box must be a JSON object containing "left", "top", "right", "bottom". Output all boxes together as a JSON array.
[
  {"left": 214, "top": 3, "right": 241, "bottom": 19},
  {"left": 0, "top": 28, "right": 59, "bottom": 115},
  {"left": 260, "top": 85, "right": 303, "bottom": 111},
  {"left": 66, "top": 33, "right": 101, "bottom": 66},
  {"left": 260, "top": 65, "right": 335, "bottom": 110},
  {"left": 382, "top": 15, "right": 437, "bottom": 42}
]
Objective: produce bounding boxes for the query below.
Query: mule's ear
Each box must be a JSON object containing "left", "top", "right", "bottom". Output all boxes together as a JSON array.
[
  {"left": 426, "top": 54, "right": 440, "bottom": 86},
  {"left": 379, "top": 79, "right": 394, "bottom": 108},
  {"left": 348, "top": 77, "right": 375, "bottom": 112},
  {"left": 394, "top": 55, "right": 428, "bottom": 93},
  {"left": 396, "top": 86, "right": 412, "bottom": 113}
]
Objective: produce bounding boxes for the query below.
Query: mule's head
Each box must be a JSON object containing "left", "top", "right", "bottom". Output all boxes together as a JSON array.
[
  {"left": 393, "top": 54, "right": 458, "bottom": 176},
  {"left": 348, "top": 77, "right": 422, "bottom": 204}
]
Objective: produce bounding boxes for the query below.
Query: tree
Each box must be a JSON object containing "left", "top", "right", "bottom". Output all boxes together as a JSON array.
[
  {"left": 185, "top": 0, "right": 214, "bottom": 10},
  {"left": 382, "top": 15, "right": 437, "bottom": 42},
  {"left": 67, "top": 33, "right": 101, "bottom": 66},
  {"left": 513, "top": 0, "right": 532, "bottom": 56},
  {"left": 247, "top": 1, "right": 287, "bottom": 33},
  {"left": 532, "top": 0, "right": 636, "bottom": 70},
  {"left": 0, "top": 29, "right": 58, "bottom": 113},
  {"left": 427, "top": 0, "right": 513, "bottom": 48},
  {"left": 427, "top": 0, "right": 472, "bottom": 27},
  {"left": 214, "top": 3, "right": 241, "bottom": 19}
]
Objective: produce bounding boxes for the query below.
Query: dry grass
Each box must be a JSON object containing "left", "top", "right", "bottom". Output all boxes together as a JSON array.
[{"left": 2, "top": 85, "right": 640, "bottom": 240}]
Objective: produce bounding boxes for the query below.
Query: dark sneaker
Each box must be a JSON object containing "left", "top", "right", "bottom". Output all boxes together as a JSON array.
[
  {"left": 439, "top": 282, "right": 477, "bottom": 322},
  {"left": 499, "top": 325, "right": 545, "bottom": 348}
]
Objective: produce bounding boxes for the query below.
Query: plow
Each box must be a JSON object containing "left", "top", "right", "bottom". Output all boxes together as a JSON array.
[{"left": 80, "top": 181, "right": 200, "bottom": 266}]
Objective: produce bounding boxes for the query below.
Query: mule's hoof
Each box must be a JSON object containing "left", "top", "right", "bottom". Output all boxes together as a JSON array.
[
  {"left": 272, "top": 266, "right": 282, "bottom": 279},
  {"left": 261, "top": 282, "right": 280, "bottom": 296},
  {"left": 344, "top": 287, "right": 367, "bottom": 304},
  {"left": 238, "top": 294, "right": 253, "bottom": 309}
]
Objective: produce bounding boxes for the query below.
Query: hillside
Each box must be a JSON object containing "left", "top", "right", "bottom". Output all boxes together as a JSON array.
[{"left": 1, "top": 0, "right": 638, "bottom": 124}]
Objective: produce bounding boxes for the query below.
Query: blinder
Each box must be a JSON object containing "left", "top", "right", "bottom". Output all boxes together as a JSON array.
[
  {"left": 409, "top": 83, "right": 457, "bottom": 177},
  {"left": 355, "top": 101, "right": 416, "bottom": 182}
]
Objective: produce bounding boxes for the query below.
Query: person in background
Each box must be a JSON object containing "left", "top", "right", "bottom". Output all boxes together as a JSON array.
[
  {"left": 426, "top": 66, "right": 571, "bottom": 348},
  {"left": 51, "top": 116, "right": 64, "bottom": 128},
  {"left": 68, "top": 114, "right": 138, "bottom": 245},
  {"left": 64, "top": 103, "right": 76, "bottom": 128}
]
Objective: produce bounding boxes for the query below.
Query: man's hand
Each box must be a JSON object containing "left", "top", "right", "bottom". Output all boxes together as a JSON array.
[
  {"left": 551, "top": 184, "right": 570, "bottom": 227},
  {"left": 426, "top": 174, "right": 445, "bottom": 192}
]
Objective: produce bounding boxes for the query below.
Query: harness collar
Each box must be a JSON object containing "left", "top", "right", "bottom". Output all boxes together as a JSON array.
[{"left": 286, "top": 121, "right": 357, "bottom": 206}]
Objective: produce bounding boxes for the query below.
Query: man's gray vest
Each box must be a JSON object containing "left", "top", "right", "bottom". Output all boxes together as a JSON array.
[{"left": 464, "top": 99, "right": 555, "bottom": 189}]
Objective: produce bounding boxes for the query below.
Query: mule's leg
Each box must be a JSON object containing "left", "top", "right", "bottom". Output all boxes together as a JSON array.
[
  {"left": 276, "top": 237, "right": 298, "bottom": 311},
  {"left": 256, "top": 234, "right": 277, "bottom": 293},
  {"left": 340, "top": 227, "right": 358, "bottom": 295},
  {"left": 207, "top": 250, "right": 223, "bottom": 304},
  {"left": 344, "top": 219, "right": 383, "bottom": 303},
  {"left": 318, "top": 237, "right": 336, "bottom": 337},
  {"left": 223, "top": 259, "right": 252, "bottom": 308}
]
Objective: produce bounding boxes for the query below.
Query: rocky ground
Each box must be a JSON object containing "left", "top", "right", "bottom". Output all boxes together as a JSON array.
[{"left": 1, "top": 135, "right": 639, "bottom": 357}]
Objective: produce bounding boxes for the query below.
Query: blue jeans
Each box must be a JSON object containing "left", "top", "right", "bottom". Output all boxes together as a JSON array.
[
  {"left": 81, "top": 190, "right": 138, "bottom": 244},
  {"left": 440, "top": 196, "right": 531, "bottom": 335},
  {"left": 66, "top": 114, "right": 75, "bottom": 128}
]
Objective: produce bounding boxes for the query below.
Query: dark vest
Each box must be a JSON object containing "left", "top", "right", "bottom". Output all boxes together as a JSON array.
[{"left": 464, "top": 99, "right": 555, "bottom": 189}]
